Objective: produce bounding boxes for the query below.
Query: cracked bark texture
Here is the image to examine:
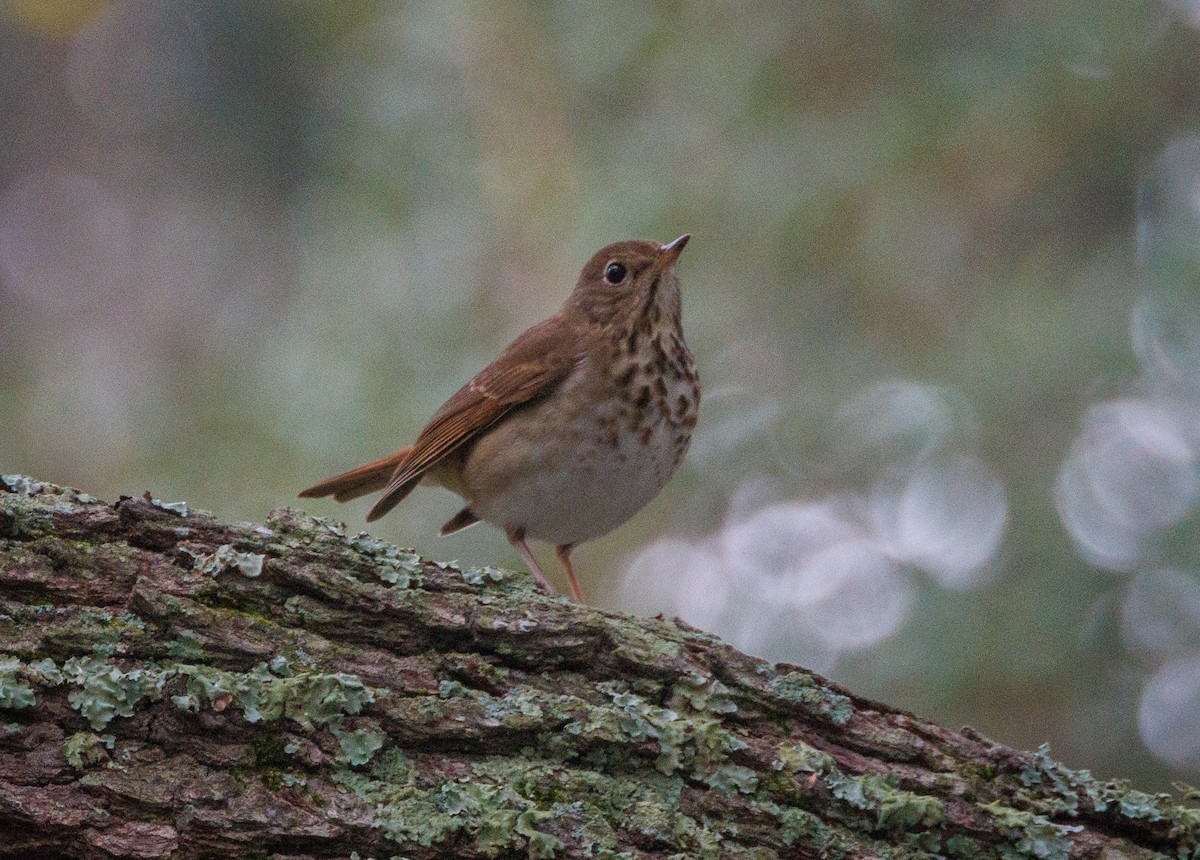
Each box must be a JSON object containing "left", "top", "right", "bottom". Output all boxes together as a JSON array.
[{"left": 0, "top": 475, "right": 1197, "bottom": 860}]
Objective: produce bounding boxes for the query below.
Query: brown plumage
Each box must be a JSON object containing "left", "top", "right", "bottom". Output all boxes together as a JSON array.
[{"left": 299, "top": 235, "right": 698, "bottom": 602}]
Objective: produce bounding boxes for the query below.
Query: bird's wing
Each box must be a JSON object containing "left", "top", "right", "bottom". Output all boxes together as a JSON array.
[{"left": 366, "top": 314, "right": 581, "bottom": 521}]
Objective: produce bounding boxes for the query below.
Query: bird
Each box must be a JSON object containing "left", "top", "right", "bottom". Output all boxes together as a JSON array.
[{"left": 299, "top": 234, "right": 698, "bottom": 602}]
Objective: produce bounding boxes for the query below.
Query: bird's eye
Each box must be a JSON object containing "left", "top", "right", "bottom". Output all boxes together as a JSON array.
[{"left": 604, "top": 262, "right": 627, "bottom": 284}]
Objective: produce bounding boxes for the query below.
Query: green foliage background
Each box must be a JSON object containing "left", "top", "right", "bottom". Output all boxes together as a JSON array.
[{"left": 2, "top": 1, "right": 1199, "bottom": 792}]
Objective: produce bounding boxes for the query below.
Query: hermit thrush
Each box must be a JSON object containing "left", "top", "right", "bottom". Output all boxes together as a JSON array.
[{"left": 299, "top": 235, "right": 698, "bottom": 602}]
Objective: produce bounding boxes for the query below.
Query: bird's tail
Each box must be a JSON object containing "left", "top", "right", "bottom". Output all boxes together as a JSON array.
[{"left": 298, "top": 448, "right": 411, "bottom": 503}]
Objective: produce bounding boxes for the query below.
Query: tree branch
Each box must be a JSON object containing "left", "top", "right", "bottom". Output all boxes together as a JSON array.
[{"left": 0, "top": 475, "right": 1196, "bottom": 859}]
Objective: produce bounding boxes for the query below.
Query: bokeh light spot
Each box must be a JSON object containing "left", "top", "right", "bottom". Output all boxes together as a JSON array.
[
  {"left": 719, "top": 501, "right": 861, "bottom": 606},
  {"left": 886, "top": 455, "right": 1008, "bottom": 588},
  {"left": 620, "top": 539, "right": 729, "bottom": 631},
  {"left": 800, "top": 557, "right": 915, "bottom": 651},
  {"left": 834, "top": 380, "right": 957, "bottom": 469},
  {"left": 1131, "top": 296, "right": 1200, "bottom": 401},
  {"left": 1138, "top": 654, "right": 1200, "bottom": 771},
  {"left": 1121, "top": 568, "right": 1200, "bottom": 659},
  {"left": 1057, "top": 400, "right": 1197, "bottom": 570}
]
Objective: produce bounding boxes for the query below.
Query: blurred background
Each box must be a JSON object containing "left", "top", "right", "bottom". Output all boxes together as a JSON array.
[{"left": 3, "top": 0, "right": 1200, "bottom": 791}]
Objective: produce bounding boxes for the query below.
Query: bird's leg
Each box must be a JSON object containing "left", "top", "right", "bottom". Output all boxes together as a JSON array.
[
  {"left": 507, "top": 528, "right": 556, "bottom": 594},
  {"left": 555, "top": 543, "right": 583, "bottom": 603}
]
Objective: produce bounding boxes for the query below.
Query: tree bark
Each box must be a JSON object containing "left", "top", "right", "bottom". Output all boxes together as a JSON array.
[{"left": 0, "top": 475, "right": 1196, "bottom": 860}]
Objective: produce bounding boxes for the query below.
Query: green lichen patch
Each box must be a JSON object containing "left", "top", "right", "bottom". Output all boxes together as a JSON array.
[
  {"left": 15, "top": 606, "right": 149, "bottom": 662},
  {"left": 514, "top": 807, "right": 564, "bottom": 858},
  {"left": 772, "top": 739, "right": 946, "bottom": 842},
  {"left": 1, "top": 475, "right": 48, "bottom": 496},
  {"left": 605, "top": 622, "right": 686, "bottom": 671},
  {"left": 333, "top": 754, "right": 485, "bottom": 852},
  {"left": 173, "top": 662, "right": 376, "bottom": 730},
  {"left": 460, "top": 565, "right": 507, "bottom": 587},
  {"left": 61, "top": 608, "right": 147, "bottom": 656},
  {"left": 25, "top": 656, "right": 64, "bottom": 684},
  {"left": 351, "top": 744, "right": 754, "bottom": 857},
  {"left": 0, "top": 482, "right": 57, "bottom": 537},
  {"left": 765, "top": 670, "right": 853, "bottom": 725},
  {"left": 702, "top": 763, "right": 760, "bottom": 794},
  {"left": 166, "top": 630, "right": 205, "bottom": 661},
  {"left": 875, "top": 789, "right": 945, "bottom": 831},
  {"left": 408, "top": 680, "right": 572, "bottom": 745},
  {"left": 172, "top": 662, "right": 270, "bottom": 720},
  {"left": 980, "top": 799, "right": 1082, "bottom": 860},
  {"left": 1017, "top": 742, "right": 1094, "bottom": 815},
  {"left": 0, "top": 655, "right": 68, "bottom": 713},
  {"left": 266, "top": 509, "right": 354, "bottom": 549},
  {"left": 187, "top": 544, "right": 265, "bottom": 578},
  {"left": 775, "top": 805, "right": 840, "bottom": 855},
  {"left": 674, "top": 672, "right": 738, "bottom": 714},
  {"left": 775, "top": 740, "right": 837, "bottom": 775},
  {"left": 63, "top": 730, "right": 114, "bottom": 769},
  {"left": 761, "top": 798, "right": 889, "bottom": 858},
  {"left": 331, "top": 719, "right": 386, "bottom": 766},
  {"left": 144, "top": 494, "right": 189, "bottom": 517},
  {"left": 348, "top": 534, "right": 424, "bottom": 587},
  {"left": 1015, "top": 742, "right": 1200, "bottom": 855},
  {"left": 62, "top": 655, "right": 165, "bottom": 730},
  {"left": 0, "top": 656, "right": 37, "bottom": 710},
  {"left": 338, "top": 750, "right": 720, "bottom": 858},
  {"left": 561, "top": 682, "right": 754, "bottom": 785}
]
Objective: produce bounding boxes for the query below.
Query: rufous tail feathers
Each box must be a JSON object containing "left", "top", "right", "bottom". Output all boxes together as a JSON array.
[
  {"left": 364, "top": 473, "right": 424, "bottom": 522},
  {"left": 439, "top": 506, "right": 480, "bottom": 535},
  {"left": 298, "top": 448, "right": 411, "bottom": 503}
]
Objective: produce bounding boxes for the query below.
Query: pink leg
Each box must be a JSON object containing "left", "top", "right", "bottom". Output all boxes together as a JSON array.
[
  {"left": 556, "top": 543, "right": 583, "bottom": 603},
  {"left": 507, "top": 528, "right": 555, "bottom": 594}
]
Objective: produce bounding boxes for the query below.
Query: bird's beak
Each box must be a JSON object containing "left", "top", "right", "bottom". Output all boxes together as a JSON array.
[{"left": 656, "top": 233, "right": 691, "bottom": 271}]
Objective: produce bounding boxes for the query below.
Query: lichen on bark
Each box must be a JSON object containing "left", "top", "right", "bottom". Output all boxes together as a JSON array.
[{"left": 0, "top": 475, "right": 1197, "bottom": 859}]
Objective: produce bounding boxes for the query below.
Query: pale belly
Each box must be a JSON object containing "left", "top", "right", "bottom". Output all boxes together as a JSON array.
[{"left": 458, "top": 371, "right": 695, "bottom": 546}]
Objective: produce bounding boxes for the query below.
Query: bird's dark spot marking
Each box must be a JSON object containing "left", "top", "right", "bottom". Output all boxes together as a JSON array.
[
  {"left": 634, "top": 385, "right": 651, "bottom": 409},
  {"left": 616, "top": 364, "right": 636, "bottom": 387},
  {"left": 640, "top": 427, "right": 653, "bottom": 445}
]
